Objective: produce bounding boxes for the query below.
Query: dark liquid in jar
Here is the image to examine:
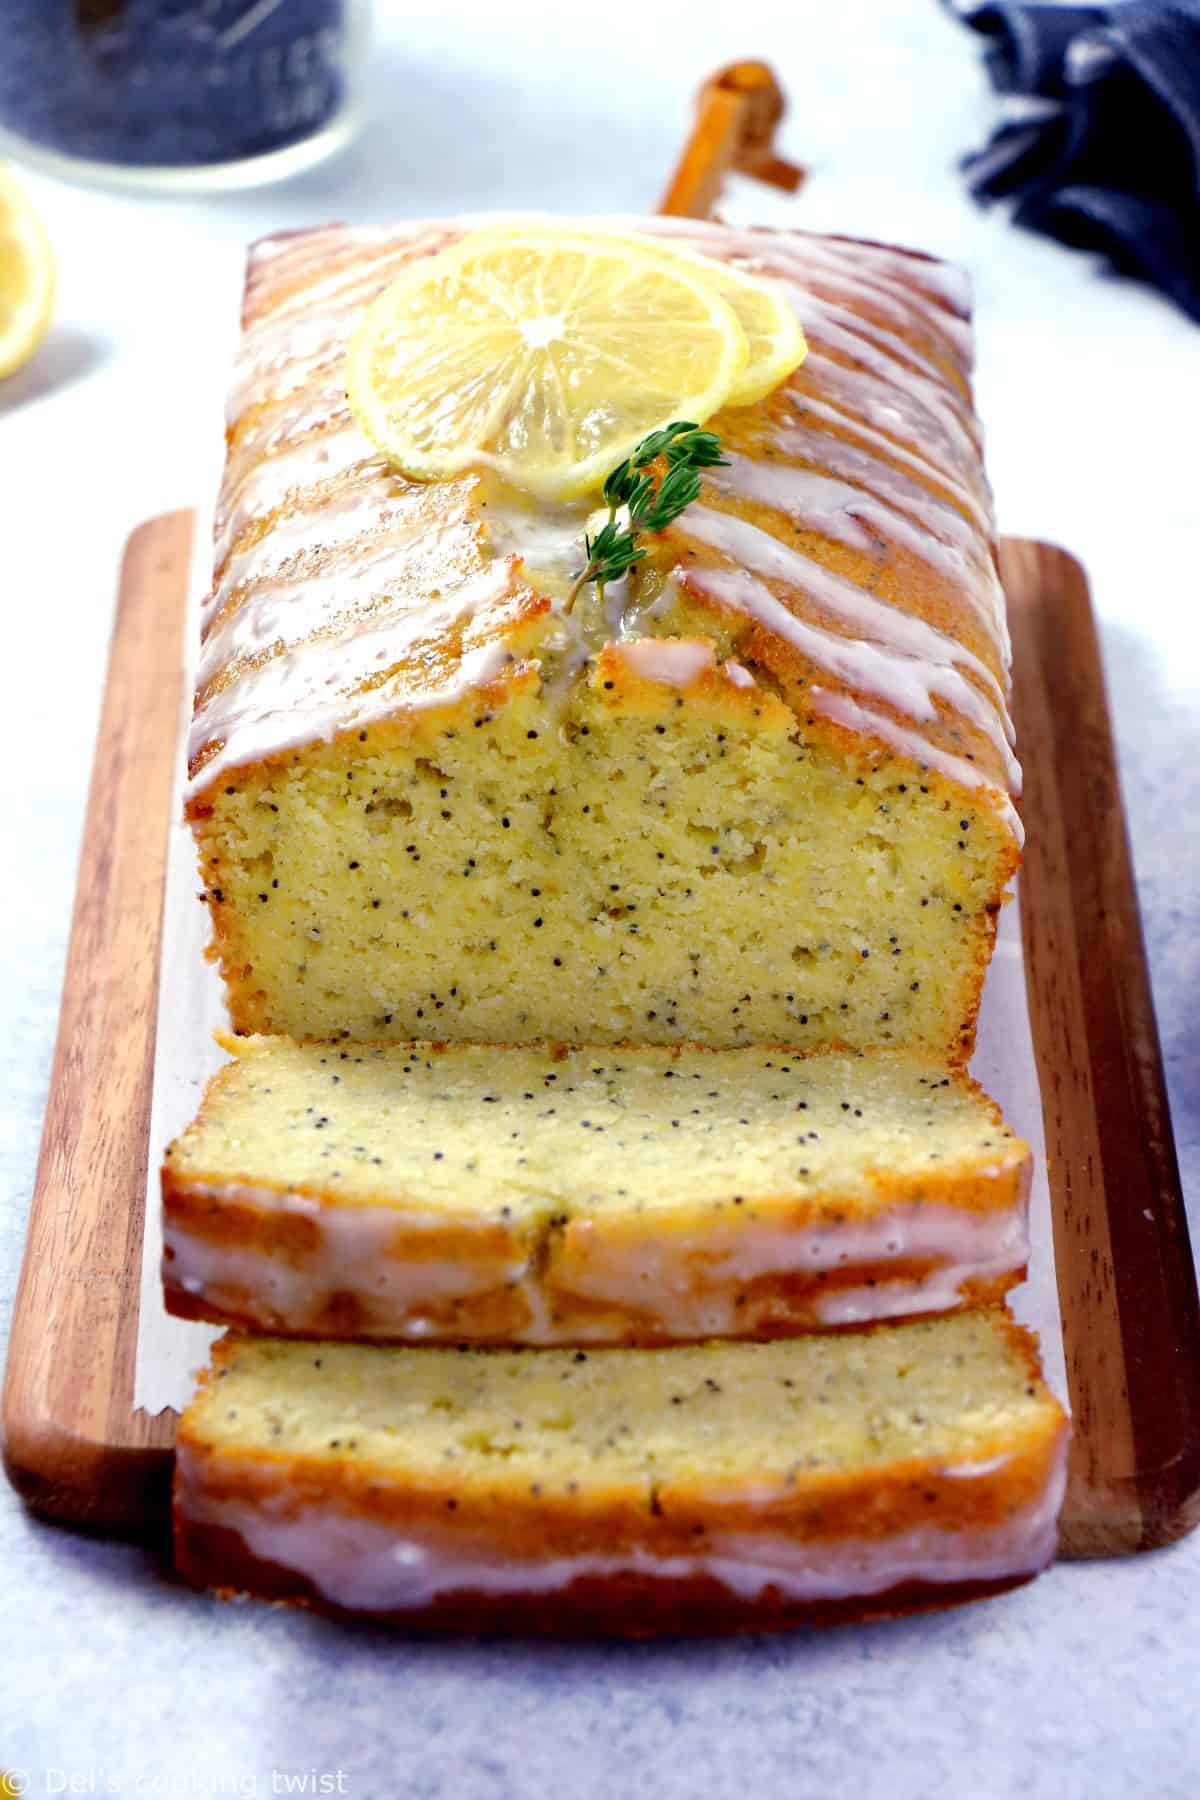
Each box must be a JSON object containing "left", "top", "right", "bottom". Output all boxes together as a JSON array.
[{"left": 0, "top": 0, "right": 351, "bottom": 168}]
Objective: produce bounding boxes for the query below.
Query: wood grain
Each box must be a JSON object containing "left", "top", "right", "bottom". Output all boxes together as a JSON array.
[
  {"left": 4, "top": 522, "right": 1197, "bottom": 1559},
  {"left": 1, "top": 512, "right": 192, "bottom": 1531},
  {"left": 1004, "top": 538, "right": 1200, "bottom": 1558}
]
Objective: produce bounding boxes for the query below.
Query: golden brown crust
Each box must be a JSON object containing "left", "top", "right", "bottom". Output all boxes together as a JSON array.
[
  {"left": 160, "top": 1038, "right": 1031, "bottom": 1344},
  {"left": 178, "top": 1420, "right": 1062, "bottom": 1553},
  {"left": 172, "top": 1314, "right": 1066, "bottom": 1634},
  {"left": 173, "top": 1514, "right": 1036, "bottom": 1638},
  {"left": 162, "top": 1242, "right": 1023, "bottom": 1345},
  {"left": 178, "top": 1315, "right": 1066, "bottom": 1550}
]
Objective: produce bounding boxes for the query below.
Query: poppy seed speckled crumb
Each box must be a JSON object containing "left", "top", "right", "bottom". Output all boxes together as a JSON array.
[{"left": 162, "top": 1036, "right": 1031, "bottom": 1346}]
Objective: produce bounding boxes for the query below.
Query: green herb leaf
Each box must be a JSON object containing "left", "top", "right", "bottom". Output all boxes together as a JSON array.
[{"left": 567, "top": 422, "right": 726, "bottom": 611}]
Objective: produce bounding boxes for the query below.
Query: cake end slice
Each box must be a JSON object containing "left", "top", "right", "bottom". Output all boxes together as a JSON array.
[{"left": 174, "top": 1309, "right": 1068, "bottom": 1636}]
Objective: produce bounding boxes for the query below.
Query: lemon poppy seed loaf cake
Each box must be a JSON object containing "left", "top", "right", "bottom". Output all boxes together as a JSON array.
[
  {"left": 189, "top": 217, "right": 1019, "bottom": 1060},
  {"left": 162, "top": 1036, "right": 1031, "bottom": 1344},
  {"left": 167, "top": 216, "right": 1069, "bottom": 1633},
  {"left": 174, "top": 1310, "right": 1067, "bottom": 1635}
]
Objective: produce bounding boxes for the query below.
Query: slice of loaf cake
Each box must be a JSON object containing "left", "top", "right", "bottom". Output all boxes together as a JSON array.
[
  {"left": 188, "top": 217, "right": 1018, "bottom": 1062},
  {"left": 162, "top": 1037, "right": 1030, "bottom": 1344},
  {"left": 174, "top": 1310, "right": 1068, "bottom": 1635}
]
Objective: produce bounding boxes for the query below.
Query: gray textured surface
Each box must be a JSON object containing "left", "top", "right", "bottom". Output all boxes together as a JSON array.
[{"left": 2, "top": 1, "right": 1198, "bottom": 1792}]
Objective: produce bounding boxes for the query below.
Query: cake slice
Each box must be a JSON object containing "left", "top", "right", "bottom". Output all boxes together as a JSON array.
[
  {"left": 162, "top": 1036, "right": 1029, "bottom": 1344},
  {"left": 173, "top": 1310, "right": 1068, "bottom": 1635}
]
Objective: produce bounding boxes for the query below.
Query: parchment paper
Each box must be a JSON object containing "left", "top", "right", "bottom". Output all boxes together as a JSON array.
[
  {"left": 136, "top": 516, "right": 225, "bottom": 1413},
  {"left": 135, "top": 546, "right": 1066, "bottom": 1413}
]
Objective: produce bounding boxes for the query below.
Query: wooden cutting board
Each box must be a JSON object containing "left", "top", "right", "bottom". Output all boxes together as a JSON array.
[{"left": 3, "top": 513, "right": 1198, "bottom": 1555}]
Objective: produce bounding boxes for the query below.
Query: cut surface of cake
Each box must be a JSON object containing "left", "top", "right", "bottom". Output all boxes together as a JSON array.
[
  {"left": 189, "top": 216, "right": 1019, "bottom": 1061},
  {"left": 163, "top": 1036, "right": 1030, "bottom": 1343},
  {"left": 173, "top": 1310, "right": 1068, "bottom": 1635}
]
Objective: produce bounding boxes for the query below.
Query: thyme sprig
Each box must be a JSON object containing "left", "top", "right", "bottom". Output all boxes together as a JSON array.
[{"left": 565, "top": 421, "right": 727, "bottom": 611}]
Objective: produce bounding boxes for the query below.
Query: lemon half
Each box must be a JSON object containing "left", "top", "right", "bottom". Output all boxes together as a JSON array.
[
  {"left": 347, "top": 229, "right": 751, "bottom": 501},
  {"left": 0, "top": 168, "right": 54, "bottom": 380}
]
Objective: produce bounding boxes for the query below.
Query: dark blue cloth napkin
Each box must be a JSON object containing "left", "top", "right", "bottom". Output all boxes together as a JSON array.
[{"left": 950, "top": 1, "right": 1200, "bottom": 320}]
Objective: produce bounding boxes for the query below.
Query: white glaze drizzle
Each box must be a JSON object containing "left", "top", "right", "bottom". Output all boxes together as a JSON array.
[
  {"left": 555, "top": 1196, "right": 1027, "bottom": 1338},
  {"left": 675, "top": 517, "right": 1020, "bottom": 803},
  {"left": 796, "top": 350, "right": 985, "bottom": 497},
  {"left": 614, "top": 637, "right": 716, "bottom": 688},
  {"left": 164, "top": 1187, "right": 528, "bottom": 1329},
  {"left": 716, "top": 458, "right": 882, "bottom": 555},
  {"left": 796, "top": 290, "right": 975, "bottom": 407},
  {"left": 779, "top": 392, "right": 993, "bottom": 533},
  {"left": 163, "top": 1180, "right": 1027, "bottom": 1344},
  {"left": 747, "top": 233, "right": 975, "bottom": 360},
  {"left": 753, "top": 418, "right": 990, "bottom": 561},
  {"left": 637, "top": 228, "right": 979, "bottom": 455},
  {"left": 478, "top": 494, "right": 593, "bottom": 586},
  {"left": 225, "top": 320, "right": 346, "bottom": 427},
  {"left": 708, "top": 450, "right": 1004, "bottom": 638},
  {"left": 212, "top": 473, "right": 422, "bottom": 612},
  {"left": 639, "top": 215, "right": 975, "bottom": 333},
  {"left": 214, "top": 429, "right": 379, "bottom": 568},
  {"left": 200, "top": 492, "right": 491, "bottom": 691},
  {"left": 681, "top": 506, "right": 1010, "bottom": 724},
  {"left": 816, "top": 1280, "right": 988, "bottom": 1327},
  {"left": 780, "top": 254, "right": 972, "bottom": 364},
  {"left": 175, "top": 1440, "right": 1067, "bottom": 1613},
  {"left": 808, "top": 687, "right": 1024, "bottom": 845},
  {"left": 228, "top": 379, "right": 356, "bottom": 482},
  {"left": 227, "top": 232, "right": 451, "bottom": 423},
  {"left": 682, "top": 562, "right": 1014, "bottom": 782},
  {"left": 198, "top": 216, "right": 1011, "bottom": 796},
  {"left": 188, "top": 595, "right": 519, "bottom": 799},
  {"left": 783, "top": 299, "right": 980, "bottom": 474}
]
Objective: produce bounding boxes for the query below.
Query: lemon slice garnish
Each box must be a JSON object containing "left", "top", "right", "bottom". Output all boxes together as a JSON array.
[
  {"left": 0, "top": 168, "right": 54, "bottom": 380},
  {"left": 346, "top": 228, "right": 749, "bottom": 501},
  {"left": 662, "top": 244, "right": 807, "bottom": 407},
  {"left": 460, "top": 222, "right": 807, "bottom": 411}
]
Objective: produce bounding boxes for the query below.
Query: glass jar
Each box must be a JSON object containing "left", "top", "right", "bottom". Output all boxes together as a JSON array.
[{"left": 0, "top": 0, "right": 367, "bottom": 190}]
